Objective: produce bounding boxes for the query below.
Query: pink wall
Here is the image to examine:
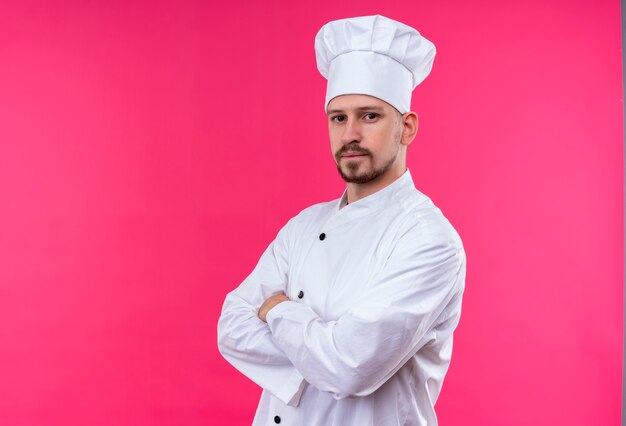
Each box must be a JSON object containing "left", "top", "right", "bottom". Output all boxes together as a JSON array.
[{"left": 0, "top": 1, "right": 622, "bottom": 425}]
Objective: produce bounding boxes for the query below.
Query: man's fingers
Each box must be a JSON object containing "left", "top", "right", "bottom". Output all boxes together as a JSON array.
[{"left": 258, "top": 294, "right": 290, "bottom": 322}]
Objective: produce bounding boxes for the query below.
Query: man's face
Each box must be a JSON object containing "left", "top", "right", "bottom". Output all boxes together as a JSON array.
[{"left": 327, "top": 94, "right": 404, "bottom": 184}]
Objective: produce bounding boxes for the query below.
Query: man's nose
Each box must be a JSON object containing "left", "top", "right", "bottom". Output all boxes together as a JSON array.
[{"left": 341, "top": 118, "right": 361, "bottom": 145}]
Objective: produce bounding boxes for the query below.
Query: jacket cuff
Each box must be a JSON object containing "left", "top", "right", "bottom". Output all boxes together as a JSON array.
[
  {"left": 276, "top": 368, "right": 307, "bottom": 407},
  {"left": 265, "top": 299, "right": 299, "bottom": 324}
]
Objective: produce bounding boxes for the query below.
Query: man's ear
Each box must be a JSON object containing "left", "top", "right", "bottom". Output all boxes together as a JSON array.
[{"left": 401, "top": 112, "right": 419, "bottom": 146}]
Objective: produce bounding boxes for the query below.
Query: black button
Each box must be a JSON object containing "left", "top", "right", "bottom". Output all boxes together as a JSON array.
[
  {"left": 298, "top": 291, "right": 304, "bottom": 299},
  {"left": 319, "top": 233, "right": 326, "bottom": 240},
  {"left": 274, "top": 416, "right": 281, "bottom": 424}
]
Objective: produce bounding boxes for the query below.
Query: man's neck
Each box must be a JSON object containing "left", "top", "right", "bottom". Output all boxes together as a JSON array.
[{"left": 346, "top": 167, "right": 406, "bottom": 204}]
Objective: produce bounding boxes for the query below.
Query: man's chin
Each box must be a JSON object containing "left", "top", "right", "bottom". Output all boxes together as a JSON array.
[{"left": 337, "top": 166, "right": 379, "bottom": 184}]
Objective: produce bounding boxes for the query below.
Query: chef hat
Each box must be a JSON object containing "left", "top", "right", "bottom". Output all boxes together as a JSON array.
[{"left": 315, "top": 15, "right": 436, "bottom": 114}]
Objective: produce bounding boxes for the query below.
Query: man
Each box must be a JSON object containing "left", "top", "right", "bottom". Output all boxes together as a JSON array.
[{"left": 217, "top": 15, "right": 466, "bottom": 426}]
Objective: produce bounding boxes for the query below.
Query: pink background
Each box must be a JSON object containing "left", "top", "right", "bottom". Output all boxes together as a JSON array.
[{"left": 0, "top": 1, "right": 623, "bottom": 425}]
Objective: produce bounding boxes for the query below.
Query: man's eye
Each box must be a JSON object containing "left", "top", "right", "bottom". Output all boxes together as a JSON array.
[
  {"left": 364, "top": 113, "right": 378, "bottom": 120},
  {"left": 332, "top": 115, "right": 346, "bottom": 122}
]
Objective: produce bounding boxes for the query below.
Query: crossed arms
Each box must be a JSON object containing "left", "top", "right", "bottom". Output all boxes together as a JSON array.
[{"left": 217, "top": 216, "right": 466, "bottom": 406}]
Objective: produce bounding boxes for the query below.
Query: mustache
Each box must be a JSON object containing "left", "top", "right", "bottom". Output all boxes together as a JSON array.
[{"left": 335, "top": 145, "right": 371, "bottom": 160}]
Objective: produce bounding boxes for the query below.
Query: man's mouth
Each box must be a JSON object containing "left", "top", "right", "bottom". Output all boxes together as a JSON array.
[{"left": 341, "top": 152, "right": 368, "bottom": 158}]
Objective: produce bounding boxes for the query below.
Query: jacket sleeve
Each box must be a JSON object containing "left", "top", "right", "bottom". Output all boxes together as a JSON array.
[
  {"left": 217, "top": 217, "right": 307, "bottom": 406},
  {"left": 265, "top": 222, "right": 466, "bottom": 400}
]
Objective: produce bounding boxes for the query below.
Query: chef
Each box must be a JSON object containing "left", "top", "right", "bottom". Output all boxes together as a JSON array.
[{"left": 217, "top": 15, "right": 466, "bottom": 426}]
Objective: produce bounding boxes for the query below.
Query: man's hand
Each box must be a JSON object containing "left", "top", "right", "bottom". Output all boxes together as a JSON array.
[{"left": 259, "top": 293, "right": 290, "bottom": 322}]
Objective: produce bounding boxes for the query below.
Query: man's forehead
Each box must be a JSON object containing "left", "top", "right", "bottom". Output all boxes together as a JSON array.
[{"left": 326, "top": 94, "right": 391, "bottom": 114}]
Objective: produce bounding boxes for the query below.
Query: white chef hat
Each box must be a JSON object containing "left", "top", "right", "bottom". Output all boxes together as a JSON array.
[{"left": 315, "top": 15, "right": 436, "bottom": 114}]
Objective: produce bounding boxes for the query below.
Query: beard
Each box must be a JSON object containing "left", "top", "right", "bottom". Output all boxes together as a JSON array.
[{"left": 334, "top": 135, "right": 402, "bottom": 184}]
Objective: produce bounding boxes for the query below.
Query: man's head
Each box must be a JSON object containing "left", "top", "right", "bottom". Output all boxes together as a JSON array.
[
  {"left": 327, "top": 94, "right": 418, "bottom": 184},
  {"left": 315, "top": 15, "right": 435, "bottom": 185}
]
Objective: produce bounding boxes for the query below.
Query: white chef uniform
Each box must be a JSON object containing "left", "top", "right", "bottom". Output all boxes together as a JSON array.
[{"left": 217, "top": 168, "right": 466, "bottom": 425}]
